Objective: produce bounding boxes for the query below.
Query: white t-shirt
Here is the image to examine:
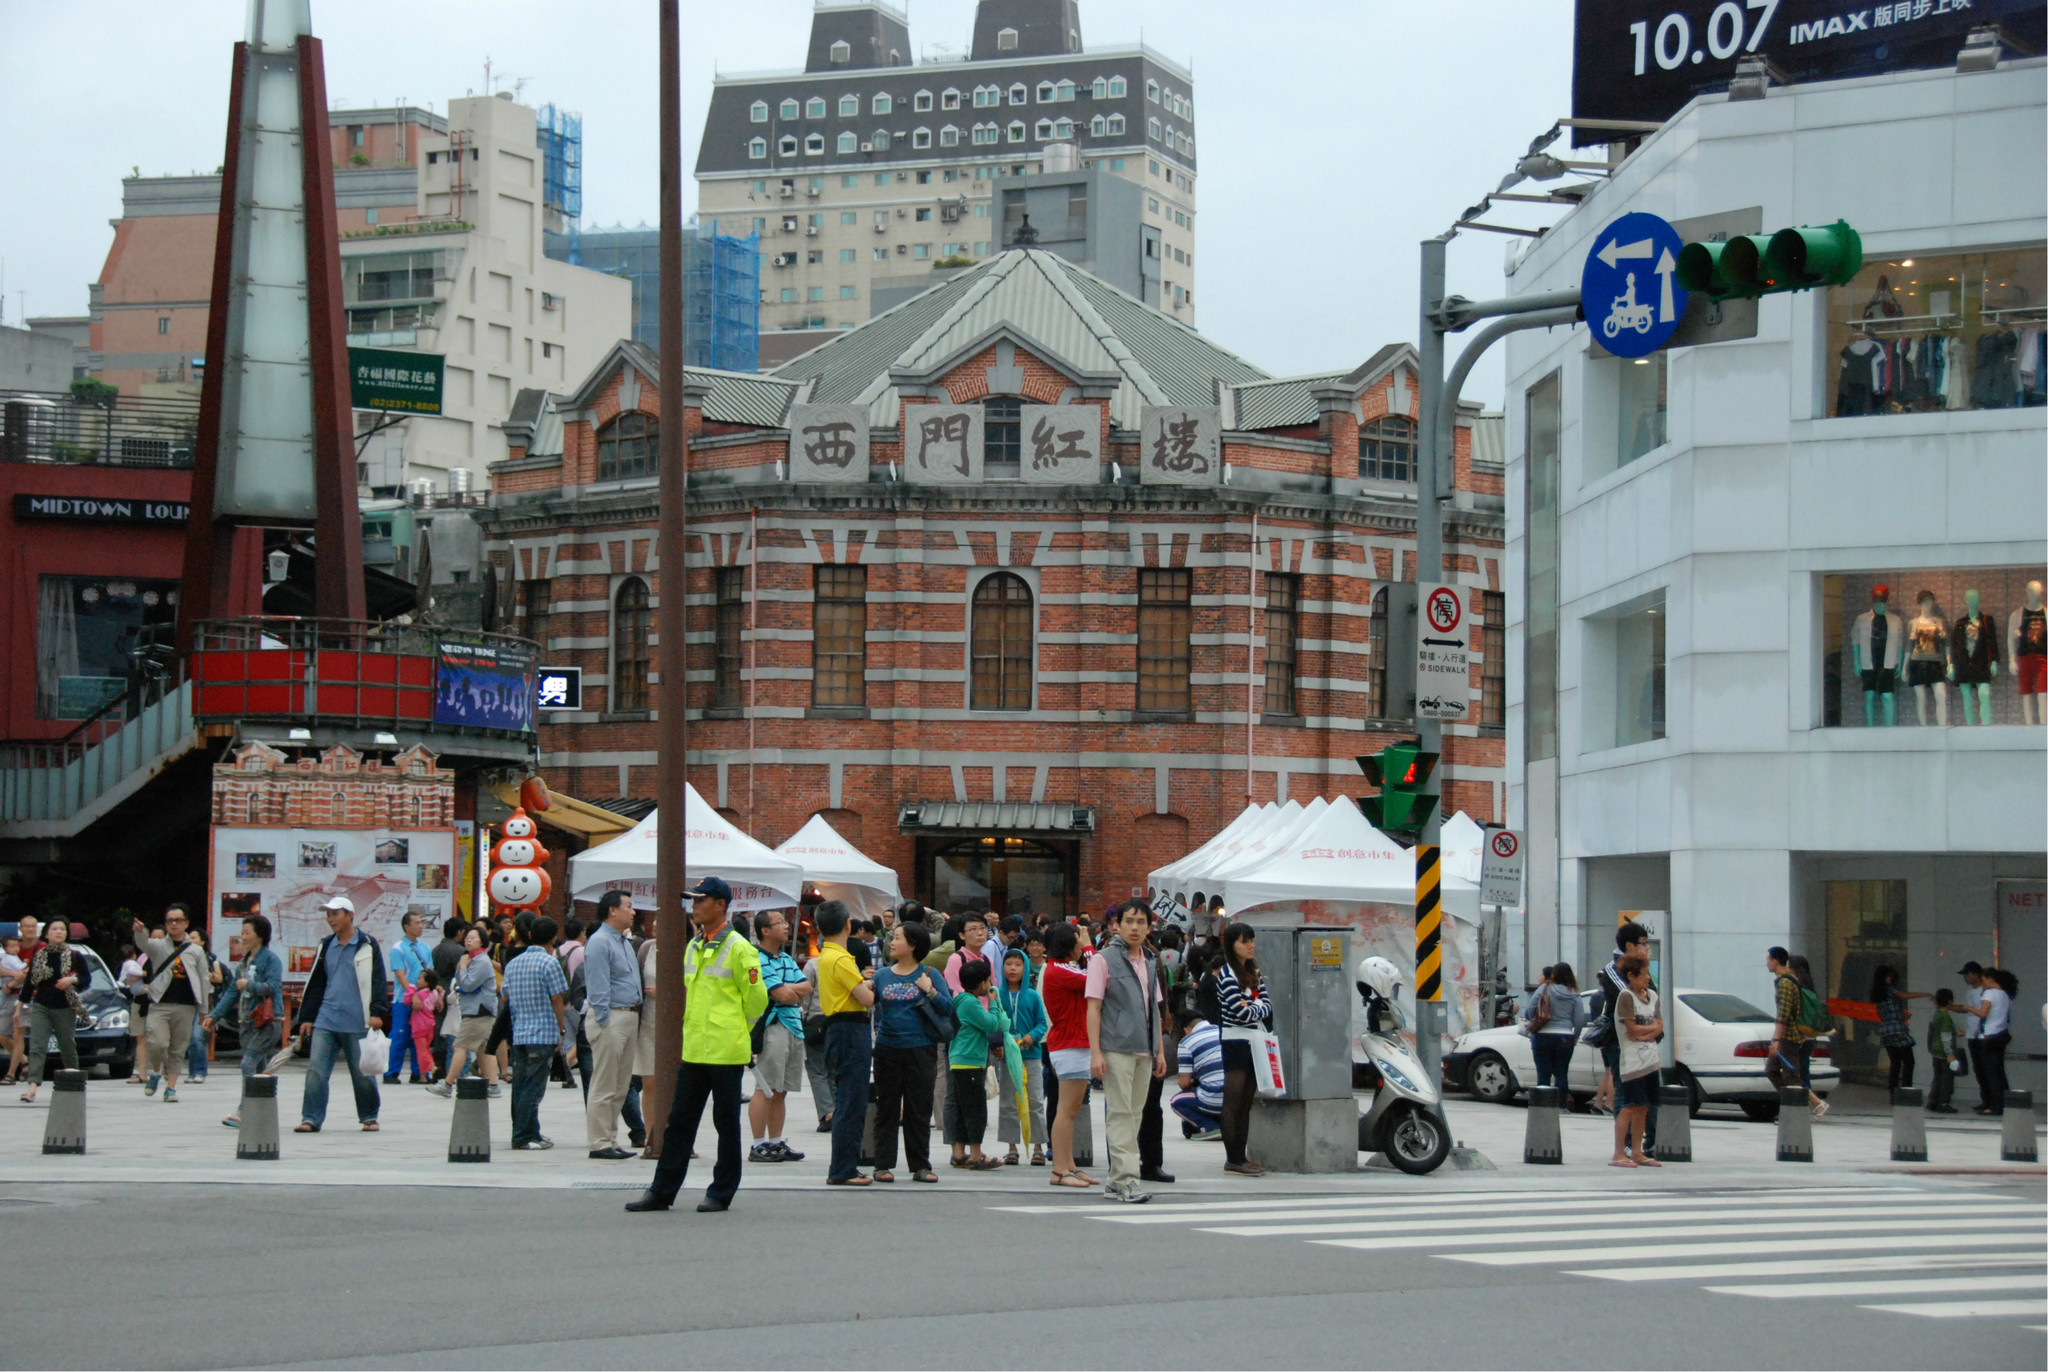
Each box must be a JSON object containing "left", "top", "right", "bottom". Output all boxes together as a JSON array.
[
  {"left": 119, "top": 956, "right": 145, "bottom": 988},
  {"left": 1980, "top": 986, "right": 2012, "bottom": 1038},
  {"left": 1, "top": 952, "right": 24, "bottom": 1000}
]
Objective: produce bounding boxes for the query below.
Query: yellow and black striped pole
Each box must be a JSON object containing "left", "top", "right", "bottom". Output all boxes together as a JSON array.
[{"left": 1415, "top": 843, "right": 1442, "bottom": 1003}]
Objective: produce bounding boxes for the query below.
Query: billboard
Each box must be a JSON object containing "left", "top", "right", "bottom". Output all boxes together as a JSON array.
[
  {"left": 1571, "top": 1, "right": 2046, "bottom": 140},
  {"left": 210, "top": 826, "right": 456, "bottom": 986},
  {"left": 433, "top": 639, "right": 535, "bottom": 731},
  {"left": 348, "top": 346, "right": 445, "bottom": 415}
]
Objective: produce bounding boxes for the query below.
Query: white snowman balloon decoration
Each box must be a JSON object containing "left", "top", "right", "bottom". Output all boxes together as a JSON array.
[{"left": 488, "top": 807, "right": 551, "bottom": 915}]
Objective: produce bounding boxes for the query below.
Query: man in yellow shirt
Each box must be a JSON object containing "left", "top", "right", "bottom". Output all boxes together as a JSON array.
[
  {"left": 815, "top": 900, "right": 876, "bottom": 1185},
  {"left": 626, "top": 877, "right": 767, "bottom": 1214}
]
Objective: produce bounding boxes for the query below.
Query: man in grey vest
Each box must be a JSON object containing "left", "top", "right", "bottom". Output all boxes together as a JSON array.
[{"left": 1086, "top": 902, "right": 1168, "bottom": 1204}]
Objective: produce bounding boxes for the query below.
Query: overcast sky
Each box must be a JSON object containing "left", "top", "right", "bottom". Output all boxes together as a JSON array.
[{"left": 1, "top": 0, "right": 1579, "bottom": 406}]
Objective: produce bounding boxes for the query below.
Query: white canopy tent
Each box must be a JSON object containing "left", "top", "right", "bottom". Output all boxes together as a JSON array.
[
  {"left": 772, "top": 814, "right": 903, "bottom": 921},
  {"left": 567, "top": 783, "right": 805, "bottom": 913},
  {"left": 1159, "top": 800, "right": 1309, "bottom": 905},
  {"left": 1197, "top": 798, "right": 1330, "bottom": 897},
  {"left": 1146, "top": 802, "right": 1274, "bottom": 905},
  {"left": 1440, "top": 810, "right": 1486, "bottom": 923}
]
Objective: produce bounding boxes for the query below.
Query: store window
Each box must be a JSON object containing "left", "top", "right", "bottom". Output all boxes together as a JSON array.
[
  {"left": 1824, "top": 879, "right": 1908, "bottom": 1085},
  {"left": 932, "top": 836, "right": 1066, "bottom": 922},
  {"left": 812, "top": 564, "right": 867, "bottom": 709},
  {"left": 34, "top": 576, "right": 178, "bottom": 719},
  {"left": 1359, "top": 414, "right": 1415, "bottom": 482},
  {"left": 714, "top": 567, "right": 746, "bottom": 709},
  {"left": 1827, "top": 245, "right": 2047, "bottom": 416},
  {"left": 611, "top": 578, "right": 651, "bottom": 713},
  {"left": 1525, "top": 372, "right": 1562, "bottom": 762},
  {"left": 971, "top": 572, "right": 1034, "bottom": 711},
  {"left": 1617, "top": 352, "right": 1668, "bottom": 467},
  {"left": 1819, "top": 565, "right": 2046, "bottom": 728},
  {"left": 1582, "top": 590, "right": 1666, "bottom": 751},
  {"left": 983, "top": 395, "right": 1021, "bottom": 476},
  {"left": 1138, "top": 567, "right": 1192, "bottom": 714},
  {"left": 595, "top": 412, "right": 656, "bottom": 481},
  {"left": 1263, "top": 573, "right": 1299, "bottom": 717},
  {"left": 1479, "top": 589, "right": 1506, "bottom": 729}
]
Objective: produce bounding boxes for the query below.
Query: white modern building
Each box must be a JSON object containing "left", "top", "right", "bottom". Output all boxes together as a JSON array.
[{"left": 1501, "top": 56, "right": 2046, "bottom": 1090}]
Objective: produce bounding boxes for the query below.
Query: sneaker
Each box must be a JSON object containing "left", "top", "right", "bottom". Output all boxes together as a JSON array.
[
  {"left": 221, "top": 1114, "right": 240, "bottom": 1128},
  {"left": 163, "top": 1088, "right": 179, "bottom": 1103},
  {"left": 771, "top": 1142, "right": 806, "bottom": 1162},
  {"left": 144, "top": 1073, "right": 160, "bottom": 1097},
  {"left": 816, "top": 1117, "right": 833, "bottom": 1133},
  {"left": 749, "top": 1141, "right": 776, "bottom": 1163},
  {"left": 1193, "top": 1128, "right": 1223, "bottom": 1142},
  {"left": 513, "top": 1138, "right": 555, "bottom": 1151},
  {"left": 191, "top": 1074, "right": 206, "bottom": 1085},
  {"left": 426, "top": 1082, "right": 453, "bottom": 1098},
  {"left": 486, "top": 1084, "right": 503, "bottom": 1099}
]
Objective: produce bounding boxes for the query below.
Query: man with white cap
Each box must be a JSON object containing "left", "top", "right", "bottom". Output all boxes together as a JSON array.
[{"left": 293, "top": 895, "right": 392, "bottom": 1133}]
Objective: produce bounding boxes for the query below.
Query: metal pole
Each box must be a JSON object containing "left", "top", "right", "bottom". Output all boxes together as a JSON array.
[
  {"left": 1246, "top": 506, "right": 1258, "bottom": 803},
  {"left": 646, "top": 0, "right": 688, "bottom": 1157},
  {"left": 1413, "top": 237, "right": 1449, "bottom": 1083}
]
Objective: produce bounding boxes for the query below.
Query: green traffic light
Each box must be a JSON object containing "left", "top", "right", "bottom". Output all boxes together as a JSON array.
[
  {"left": 1676, "top": 222, "right": 1862, "bottom": 301},
  {"left": 1357, "top": 742, "right": 1440, "bottom": 837},
  {"left": 1765, "top": 220, "right": 1863, "bottom": 288}
]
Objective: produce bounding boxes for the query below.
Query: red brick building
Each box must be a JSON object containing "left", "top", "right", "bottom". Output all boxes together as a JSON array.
[{"left": 482, "top": 249, "right": 1505, "bottom": 919}]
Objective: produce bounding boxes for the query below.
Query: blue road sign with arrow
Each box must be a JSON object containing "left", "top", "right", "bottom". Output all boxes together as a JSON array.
[{"left": 1581, "top": 211, "right": 1688, "bottom": 359}]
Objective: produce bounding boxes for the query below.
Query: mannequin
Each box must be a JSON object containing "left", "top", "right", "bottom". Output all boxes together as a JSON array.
[
  {"left": 1852, "top": 584, "right": 1905, "bottom": 727},
  {"left": 1905, "top": 590, "right": 1948, "bottom": 727},
  {"left": 2010, "top": 579, "right": 2046, "bottom": 726},
  {"left": 1949, "top": 588, "right": 1998, "bottom": 726}
]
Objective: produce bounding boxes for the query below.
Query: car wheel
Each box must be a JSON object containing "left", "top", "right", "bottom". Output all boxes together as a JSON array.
[
  {"left": 1740, "top": 1099, "right": 1781, "bottom": 1123},
  {"left": 1466, "top": 1050, "right": 1517, "bottom": 1105},
  {"left": 1677, "top": 1066, "right": 1703, "bottom": 1118}
]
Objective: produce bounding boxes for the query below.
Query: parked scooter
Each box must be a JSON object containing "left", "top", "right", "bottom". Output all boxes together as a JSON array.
[{"left": 1355, "top": 956, "right": 1450, "bottom": 1175}]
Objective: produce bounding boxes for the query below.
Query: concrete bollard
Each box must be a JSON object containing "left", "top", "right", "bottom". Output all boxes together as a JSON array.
[
  {"left": 1775, "top": 1085, "right": 1813, "bottom": 1162},
  {"left": 2000, "top": 1090, "right": 2037, "bottom": 1163},
  {"left": 1523, "top": 1085, "right": 1562, "bottom": 1164},
  {"left": 1889, "top": 1086, "right": 1927, "bottom": 1162},
  {"left": 448, "top": 1076, "right": 492, "bottom": 1163},
  {"left": 1655, "top": 1083, "right": 1692, "bottom": 1163},
  {"left": 238, "top": 1074, "right": 280, "bottom": 1161},
  {"left": 41, "top": 1069, "right": 86, "bottom": 1155}
]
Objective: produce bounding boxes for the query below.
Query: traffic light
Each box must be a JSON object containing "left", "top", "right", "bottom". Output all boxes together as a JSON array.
[
  {"left": 1357, "top": 741, "right": 1439, "bottom": 839},
  {"left": 1675, "top": 220, "right": 1862, "bottom": 302}
]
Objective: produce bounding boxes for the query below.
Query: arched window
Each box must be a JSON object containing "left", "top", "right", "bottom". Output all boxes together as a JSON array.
[
  {"left": 983, "top": 395, "right": 1021, "bottom": 475},
  {"left": 1368, "top": 585, "right": 1391, "bottom": 718},
  {"left": 1360, "top": 414, "right": 1416, "bottom": 482},
  {"left": 612, "top": 578, "right": 651, "bottom": 712},
  {"left": 971, "top": 573, "right": 1033, "bottom": 711},
  {"left": 596, "top": 411, "right": 657, "bottom": 481}
]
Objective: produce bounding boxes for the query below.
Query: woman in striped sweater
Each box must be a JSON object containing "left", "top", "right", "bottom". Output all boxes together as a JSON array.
[{"left": 1202, "top": 923, "right": 1271, "bottom": 1176}]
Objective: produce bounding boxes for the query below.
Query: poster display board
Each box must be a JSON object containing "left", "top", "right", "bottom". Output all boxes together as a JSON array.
[
  {"left": 210, "top": 826, "right": 456, "bottom": 985},
  {"left": 434, "top": 640, "right": 535, "bottom": 731}
]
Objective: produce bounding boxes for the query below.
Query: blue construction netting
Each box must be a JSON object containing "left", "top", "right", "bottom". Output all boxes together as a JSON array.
[
  {"left": 543, "top": 220, "right": 761, "bottom": 372},
  {"left": 535, "top": 104, "right": 583, "bottom": 221}
]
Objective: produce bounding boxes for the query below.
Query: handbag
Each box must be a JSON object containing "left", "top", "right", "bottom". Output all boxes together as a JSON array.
[
  {"left": 1580, "top": 987, "right": 1614, "bottom": 1048},
  {"left": 244, "top": 955, "right": 277, "bottom": 1031},
  {"left": 984, "top": 1065, "right": 1000, "bottom": 1100},
  {"left": 912, "top": 988, "right": 958, "bottom": 1045},
  {"left": 1252, "top": 1029, "right": 1287, "bottom": 1099}
]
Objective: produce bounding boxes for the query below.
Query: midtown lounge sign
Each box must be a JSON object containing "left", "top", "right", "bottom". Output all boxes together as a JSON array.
[{"left": 13, "top": 493, "right": 191, "bottom": 526}]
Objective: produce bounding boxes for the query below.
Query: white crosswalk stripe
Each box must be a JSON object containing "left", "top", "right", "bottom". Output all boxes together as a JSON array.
[{"left": 996, "top": 1183, "right": 2048, "bottom": 1328}]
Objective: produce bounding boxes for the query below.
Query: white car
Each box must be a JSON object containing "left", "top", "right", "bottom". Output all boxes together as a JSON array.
[{"left": 1442, "top": 987, "right": 1839, "bottom": 1120}]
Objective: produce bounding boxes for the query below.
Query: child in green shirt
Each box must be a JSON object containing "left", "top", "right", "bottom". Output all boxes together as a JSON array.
[{"left": 1926, "top": 988, "right": 1962, "bottom": 1114}]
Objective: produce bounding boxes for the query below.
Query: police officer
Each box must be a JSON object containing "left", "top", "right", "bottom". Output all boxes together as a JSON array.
[{"left": 625, "top": 877, "right": 768, "bottom": 1214}]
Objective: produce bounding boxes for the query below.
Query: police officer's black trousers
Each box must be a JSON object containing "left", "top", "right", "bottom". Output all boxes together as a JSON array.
[{"left": 648, "top": 1061, "right": 744, "bottom": 1205}]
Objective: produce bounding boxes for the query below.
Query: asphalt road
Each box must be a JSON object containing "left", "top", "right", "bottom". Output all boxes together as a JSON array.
[{"left": 5, "top": 1174, "right": 2041, "bottom": 1369}]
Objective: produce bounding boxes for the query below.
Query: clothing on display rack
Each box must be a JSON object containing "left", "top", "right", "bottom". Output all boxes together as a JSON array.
[
  {"left": 2017, "top": 327, "right": 2045, "bottom": 406},
  {"left": 1905, "top": 607, "right": 1947, "bottom": 689},
  {"left": 1951, "top": 612, "right": 1997, "bottom": 686},
  {"left": 1971, "top": 329, "right": 2021, "bottom": 409},
  {"left": 1836, "top": 339, "right": 1886, "bottom": 416}
]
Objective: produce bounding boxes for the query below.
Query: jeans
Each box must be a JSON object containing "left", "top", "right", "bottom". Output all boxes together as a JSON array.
[
  {"left": 387, "top": 1002, "right": 419, "bottom": 1079},
  {"left": 871, "top": 1043, "right": 936, "bottom": 1172},
  {"left": 624, "top": 1077, "right": 646, "bottom": 1143},
  {"left": 186, "top": 1009, "right": 208, "bottom": 1078},
  {"left": 25, "top": 1004, "right": 78, "bottom": 1081},
  {"left": 945, "top": 1066, "right": 989, "bottom": 1147},
  {"left": 1532, "top": 1033, "right": 1575, "bottom": 1093},
  {"left": 238, "top": 1022, "right": 280, "bottom": 1079},
  {"left": 649, "top": 1061, "right": 744, "bottom": 1205},
  {"left": 1884, "top": 1042, "right": 1915, "bottom": 1093},
  {"left": 509, "top": 1044, "right": 553, "bottom": 1145},
  {"left": 1169, "top": 1090, "right": 1219, "bottom": 1133},
  {"left": 824, "top": 1019, "right": 872, "bottom": 1181},
  {"left": 300, "top": 1028, "right": 380, "bottom": 1127}
]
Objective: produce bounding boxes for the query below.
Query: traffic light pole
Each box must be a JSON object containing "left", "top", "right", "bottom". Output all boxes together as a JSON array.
[{"left": 1411, "top": 236, "right": 1581, "bottom": 1084}]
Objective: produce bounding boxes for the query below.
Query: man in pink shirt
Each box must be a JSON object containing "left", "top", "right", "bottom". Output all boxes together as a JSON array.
[{"left": 1085, "top": 902, "right": 1168, "bottom": 1204}]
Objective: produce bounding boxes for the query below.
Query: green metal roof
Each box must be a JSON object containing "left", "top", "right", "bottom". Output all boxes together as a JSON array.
[
  {"left": 1230, "top": 371, "right": 1349, "bottom": 431},
  {"left": 771, "top": 249, "right": 1273, "bottom": 430}
]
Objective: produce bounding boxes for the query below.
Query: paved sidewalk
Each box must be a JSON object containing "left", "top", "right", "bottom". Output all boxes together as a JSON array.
[{"left": 4, "top": 1065, "right": 2040, "bottom": 1194}]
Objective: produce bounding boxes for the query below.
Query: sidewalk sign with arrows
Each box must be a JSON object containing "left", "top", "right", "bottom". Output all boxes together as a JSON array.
[{"left": 1414, "top": 582, "right": 1471, "bottom": 722}]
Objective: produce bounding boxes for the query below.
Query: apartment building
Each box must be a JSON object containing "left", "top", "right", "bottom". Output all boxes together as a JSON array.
[{"left": 696, "top": 0, "right": 1199, "bottom": 351}]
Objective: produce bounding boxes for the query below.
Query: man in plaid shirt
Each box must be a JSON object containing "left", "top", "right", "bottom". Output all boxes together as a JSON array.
[{"left": 504, "top": 916, "right": 573, "bottom": 1150}]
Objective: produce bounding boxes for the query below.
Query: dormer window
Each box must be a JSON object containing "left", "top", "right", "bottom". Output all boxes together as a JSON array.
[
  {"left": 780, "top": 98, "right": 800, "bottom": 120},
  {"left": 941, "top": 87, "right": 961, "bottom": 110},
  {"left": 914, "top": 89, "right": 933, "bottom": 112},
  {"left": 839, "top": 93, "right": 859, "bottom": 116},
  {"left": 829, "top": 39, "right": 851, "bottom": 64},
  {"left": 806, "top": 96, "right": 826, "bottom": 120},
  {"left": 1109, "top": 76, "right": 1128, "bottom": 98},
  {"left": 997, "top": 26, "right": 1019, "bottom": 51},
  {"left": 1009, "top": 83, "right": 1027, "bottom": 105},
  {"left": 873, "top": 91, "right": 892, "bottom": 115},
  {"left": 1037, "top": 81, "right": 1056, "bottom": 103},
  {"left": 749, "top": 101, "right": 769, "bottom": 123},
  {"left": 1145, "top": 80, "right": 1160, "bottom": 104}
]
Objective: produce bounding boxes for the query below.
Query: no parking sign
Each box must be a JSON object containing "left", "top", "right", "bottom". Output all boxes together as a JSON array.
[{"left": 1480, "top": 828, "right": 1524, "bottom": 908}]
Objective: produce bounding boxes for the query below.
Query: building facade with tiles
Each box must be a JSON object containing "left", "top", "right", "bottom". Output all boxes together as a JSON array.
[{"left": 481, "top": 248, "right": 1506, "bottom": 919}]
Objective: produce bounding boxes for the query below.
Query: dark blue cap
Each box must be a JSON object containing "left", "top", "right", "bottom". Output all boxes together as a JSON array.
[{"left": 686, "top": 876, "right": 733, "bottom": 904}]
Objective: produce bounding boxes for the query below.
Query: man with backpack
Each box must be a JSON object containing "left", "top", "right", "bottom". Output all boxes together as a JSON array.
[{"left": 1766, "top": 946, "right": 1830, "bottom": 1121}]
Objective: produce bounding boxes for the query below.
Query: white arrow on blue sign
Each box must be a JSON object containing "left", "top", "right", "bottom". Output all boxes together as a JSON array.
[{"left": 1581, "top": 211, "right": 1689, "bottom": 359}]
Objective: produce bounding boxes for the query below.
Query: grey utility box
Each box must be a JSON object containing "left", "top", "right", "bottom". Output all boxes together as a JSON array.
[{"left": 1240, "top": 916, "right": 1356, "bottom": 1173}]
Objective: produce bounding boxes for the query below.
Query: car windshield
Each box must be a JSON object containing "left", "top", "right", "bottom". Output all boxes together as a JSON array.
[
  {"left": 73, "top": 948, "right": 119, "bottom": 997},
  {"left": 1681, "top": 992, "right": 1773, "bottom": 1023}
]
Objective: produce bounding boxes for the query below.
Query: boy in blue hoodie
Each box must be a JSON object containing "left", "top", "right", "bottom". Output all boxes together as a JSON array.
[{"left": 996, "top": 946, "right": 1050, "bottom": 1165}]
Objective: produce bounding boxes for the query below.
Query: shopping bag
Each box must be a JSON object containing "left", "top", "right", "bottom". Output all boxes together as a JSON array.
[
  {"left": 1253, "top": 1030, "right": 1287, "bottom": 1099},
  {"left": 357, "top": 1028, "right": 391, "bottom": 1077}
]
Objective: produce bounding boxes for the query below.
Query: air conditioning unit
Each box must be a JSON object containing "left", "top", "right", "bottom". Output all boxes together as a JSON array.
[
  {"left": 805, "top": 185, "right": 821, "bottom": 197},
  {"left": 896, "top": 243, "right": 908, "bottom": 255},
  {"left": 874, "top": 222, "right": 887, "bottom": 233},
  {"left": 895, "top": 208, "right": 907, "bottom": 218},
  {"left": 805, "top": 225, "right": 819, "bottom": 236},
  {"left": 779, "top": 184, "right": 795, "bottom": 198},
  {"left": 772, "top": 253, "right": 796, "bottom": 267},
  {"left": 539, "top": 292, "right": 559, "bottom": 311},
  {"left": 860, "top": 141, "right": 874, "bottom": 152},
  {"left": 940, "top": 205, "right": 961, "bottom": 223}
]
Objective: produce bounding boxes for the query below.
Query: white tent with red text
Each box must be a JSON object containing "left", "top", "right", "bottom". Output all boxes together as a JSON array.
[
  {"left": 773, "top": 813, "right": 902, "bottom": 921},
  {"left": 567, "top": 783, "right": 805, "bottom": 912}
]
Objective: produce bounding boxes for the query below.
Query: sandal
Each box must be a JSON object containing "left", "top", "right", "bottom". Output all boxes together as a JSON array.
[
  {"left": 1608, "top": 1157, "right": 1637, "bottom": 1168},
  {"left": 1637, "top": 1157, "right": 1662, "bottom": 1167},
  {"left": 912, "top": 1169, "right": 939, "bottom": 1183},
  {"left": 1004, "top": 1148, "right": 1020, "bottom": 1166},
  {"left": 1050, "top": 1169, "right": 1092, "bottom": 1188},
  {"left": 975, "top": 1156, "right": 1005, "bottom": 1170},
  {"left": 949, "top": 1157, "right": 974, "bottom": 1169},
  {"left": 825, "top": 1174, "right": 873, "bottom": 1186},
  {"left": 361, "top": 1121, "right": 380, "bottom": 1132},
  {"left": 18, "top": 1091, "right": 36, "bottom": 1104},
  {"left": 294, "top": 1122, "right": 320, "bottom": 1133},
  {"left": 872, "top": 1170, "right": 895, "bottom": 1183}
]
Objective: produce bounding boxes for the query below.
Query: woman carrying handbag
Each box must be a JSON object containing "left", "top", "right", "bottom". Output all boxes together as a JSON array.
[
  {"left": 204, "top": 913, "right": 285, "bottom": 1127},
  {"left": 1207, "top": 922, "right": 1272, "bottom": 1177}
]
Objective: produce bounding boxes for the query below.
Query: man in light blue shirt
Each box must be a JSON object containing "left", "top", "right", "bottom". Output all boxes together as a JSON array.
[
  {"left": 294, "top": 896, "right": 390, "bottom": 1133},
  {"left": 384, "top": 912, "right": 430, "bottom": 1084},
  {"left": 583, "top": 890, "right": 645, "bottom": 1158}
]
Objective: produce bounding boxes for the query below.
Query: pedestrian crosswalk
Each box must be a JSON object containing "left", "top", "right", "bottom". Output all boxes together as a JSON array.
[{"left": 994, "top": 1183, "right": 2048, "bottom": 1327}]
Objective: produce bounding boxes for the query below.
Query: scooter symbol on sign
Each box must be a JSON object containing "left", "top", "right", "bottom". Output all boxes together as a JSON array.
[{"left": 1603, "top": 272, "right": 1656, "bottom": 339}]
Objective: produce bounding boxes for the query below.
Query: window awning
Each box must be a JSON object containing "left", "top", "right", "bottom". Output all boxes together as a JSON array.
[
  {"left": 898, "top": 801, "right": 1095, "bottom": 835},
  {"left": 485, "top": 780, "right": 636, "bottom": 841}
]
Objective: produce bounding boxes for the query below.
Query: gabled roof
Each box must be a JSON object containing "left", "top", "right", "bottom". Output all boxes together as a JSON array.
[
  {"left": 562, "top": 338, "right": 802, "bottom": 428},
  {"left": 770, "top": 249, "right": 1271, "bottom": 430}
]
